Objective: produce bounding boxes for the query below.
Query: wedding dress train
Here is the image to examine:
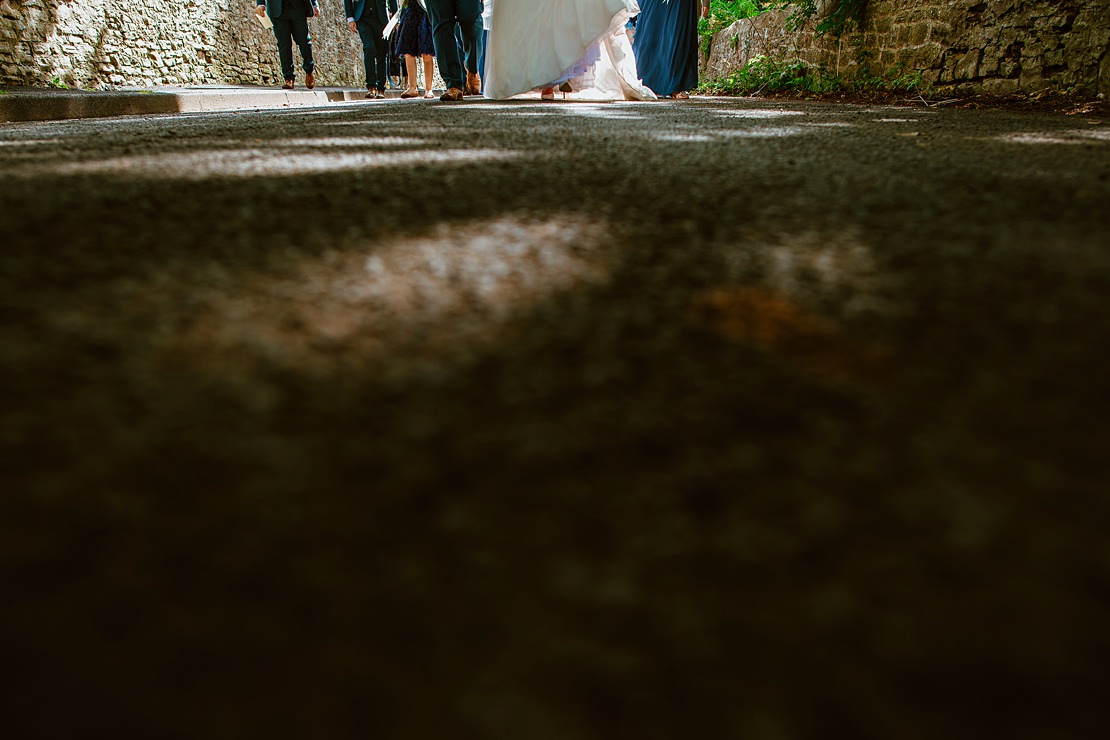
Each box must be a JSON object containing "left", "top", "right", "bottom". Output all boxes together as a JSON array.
[{"left": 483, "top": 0, "right": 656, "bottom": 101}]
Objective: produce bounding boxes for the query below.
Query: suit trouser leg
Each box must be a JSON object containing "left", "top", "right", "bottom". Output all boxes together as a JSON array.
[
  {"left": 272, "top": 19, "right": 296, "bottom": 81},
  {"left": 356, "top": 21, "right": 375, "bottom": 89},
  {"left": 289, "top": 16, "right": 314, "bottom": 75},
  {"left": 478, "top": 28, "right": 487, "bottom": 84},
  {"left": 424, "top": 0, "right": 463, "bottom": 90},
  {"left": 373, "top": 32, "right": 389, "bottom": 90},
  {"left": 456, "top": 0, "right": 481, "bottom": 78},
  {"left": 357, "top": 17, "right": 389, "bottom": 90}
]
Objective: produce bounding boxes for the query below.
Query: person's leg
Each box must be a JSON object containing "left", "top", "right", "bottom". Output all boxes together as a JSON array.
[
  {"left": 271, "top": 19, "right": 295, "bottom": 84},
  {"left": 356, "top": 20, "right": 376, "bottom": 91},
  {"left": 290, "top": 16, "right": 314, "bottom": 78},
  {"left": 371, "top": 22, "right": 390, "bottom": 93},
  {"left": 456, "top": 0, "right": 482, "bottom": 93},
  {"left": 422, "top": 54, "right": 435, "bottom": 93},
  {"left": 478, "top": 28, "right": 487, "bottom": 89},
  {"left": 424, "top": 0, "right": 464, "bottom": 97},
  {"left": 403, "top": 55, "right": 419, "bottom": 96}
]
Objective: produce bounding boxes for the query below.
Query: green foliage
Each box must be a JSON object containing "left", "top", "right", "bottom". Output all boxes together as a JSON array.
[
  {"left": 776, "top": 0, "right": 866, "bottom": 38},
  {"left": 697, "top": 1, "right": 920, "bottom": 96},
  {"left": 851, "top": 48, "right": 924, "bottom": 91},
  {"left": 49, "top": 76, "right": 68, "bottom": 89},
  {"left": 699, "top": 53, "right": 925, "bottom": 96},
  {"left": 697, "top": 1, "right": 866, "bottom": 59},
  {"left": 698, "top": 1, "right": 768, "bottom": 56}
]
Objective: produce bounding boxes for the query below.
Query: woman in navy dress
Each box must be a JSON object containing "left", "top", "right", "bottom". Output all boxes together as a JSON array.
[
  {"left": 632, "top": 0, "right": 708, "bottom": 99},
  {"left": 395, "top": 0, "right": 438, "bottom": 98}
]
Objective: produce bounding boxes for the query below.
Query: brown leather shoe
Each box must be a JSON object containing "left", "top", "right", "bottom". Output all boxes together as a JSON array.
[
  {"left": 282, "top": 79, "right": 294, "bottom": 90},
  {"left": 465, "top": 72, "right": 481, "bottom": 95},
  {"left": 305, "top": 72, "right": 315, "bottom": 89},
  {"left": 439, "top": 86, "right": 465, "bottom": 102}
]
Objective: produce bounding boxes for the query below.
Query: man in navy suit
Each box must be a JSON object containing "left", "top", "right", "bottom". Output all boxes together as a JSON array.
[
  {"left": 255, "top": 0, "right": 320, "bottom": 90},
  {"left": 424, "top": 0, "right": 481, "bottom": 101},
  {"left": 345, "top": 0, "right": 395, "bottom": 99}
]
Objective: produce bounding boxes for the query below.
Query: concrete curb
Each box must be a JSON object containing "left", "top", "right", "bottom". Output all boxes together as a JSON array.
[{"left": 0, "top": 86, "right": 422, "bottom": 123}]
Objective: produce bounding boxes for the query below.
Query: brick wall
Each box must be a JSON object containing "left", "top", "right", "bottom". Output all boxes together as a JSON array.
[
  {"left": 704, "top": 0, "right": 1110, "bottom": 97},
  {"left": 0, "top": 0, "right": 370, "bottom": 88}
]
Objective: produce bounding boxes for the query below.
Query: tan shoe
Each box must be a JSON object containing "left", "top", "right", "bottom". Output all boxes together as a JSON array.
[
  {"left": 305, "top": 72, "right": 315, "bottom": 89},
  {"left": 400, "top": 88, "right": 419, "bottom": 99},
  {"left": 282, "top": 79, "right": 294, "bottom": 90},
  {"left": 466, "top": 72, "right": 481, "bottom": 95},
  {"left": 439, "top": 86, "right": 465, "bottom": 102}
]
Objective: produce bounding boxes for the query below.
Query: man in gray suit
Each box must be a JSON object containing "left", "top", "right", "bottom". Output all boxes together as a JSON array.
[
  {"left": 424, "top": 0, "right": 481, "bottom": 101},
  {"left": 345, "top": 0, "right": 396, "bottom": 99},
  {"left": 255, "top": 0, "right": 320, "bottom": 90}
]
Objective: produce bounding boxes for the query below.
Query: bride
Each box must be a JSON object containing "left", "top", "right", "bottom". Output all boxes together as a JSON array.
[{"left": 482, "top": 0, "right": 656, "bottom": 101}]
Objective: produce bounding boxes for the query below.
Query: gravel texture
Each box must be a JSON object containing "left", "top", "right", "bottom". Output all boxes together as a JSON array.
[{"left": 2, "top": 96, "right": 1109, "bottom": 738}]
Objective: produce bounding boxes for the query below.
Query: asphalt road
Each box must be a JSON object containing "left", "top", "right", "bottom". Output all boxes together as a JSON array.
[{"left": 2, "top": 96, "right": 1109, "bottom": 739}]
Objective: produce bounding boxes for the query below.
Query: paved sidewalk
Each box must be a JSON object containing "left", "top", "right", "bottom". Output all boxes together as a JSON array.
[{"left": 0, "top": 84, "right": 421, "bottom": 122}]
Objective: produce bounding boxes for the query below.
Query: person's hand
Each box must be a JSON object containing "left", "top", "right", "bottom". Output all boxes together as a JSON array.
[
  {"left": 255, "top": 5, "right": 266, "bottom": 16},
  {"left": 348, "top": 20, "right": 357, "bottom": 32},
  {"left": 701, "top": 5, "right": 710, "bottom": 19},
  {"left": 314, "top": 5, "right": 320, "bottom": 16}
]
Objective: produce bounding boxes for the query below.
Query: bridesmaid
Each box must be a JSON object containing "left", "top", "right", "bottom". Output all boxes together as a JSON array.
[
  {"left": 632, "top": 0, "right": 709, "bottom": 99},
  {"left": 395, "top": 0, "right": 438, "bottom": 98}
]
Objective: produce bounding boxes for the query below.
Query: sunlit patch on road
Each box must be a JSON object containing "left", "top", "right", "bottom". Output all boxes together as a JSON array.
[
  {"left": 759, "top": 231, "right": 900, "bottom": 320},
  {"left": 269, "top": 137, "right": 427, "bottom": 148},
  {"left": 0, "top": 139, "right": 55, "bottom": 147},
  {"left": 710, "top": 108, "right": 806, "bottom": 119},
  {"left": 714, "top": 127, "right": 807, "bottom": 138},
  {"left": 999, "top": 129, "right": 1110, "bottom": 145},
  {"left": 557, "top": 104, "right": 648, "bottom": 120},
  {"left": 161, "top": 215, "right": 620, "bottom": 375},
  {"left": 8, "top": 147, "right": 521, "bottom": 179},
  {"left": 651, "top": 133, "right": 716, "bottom": 142}
]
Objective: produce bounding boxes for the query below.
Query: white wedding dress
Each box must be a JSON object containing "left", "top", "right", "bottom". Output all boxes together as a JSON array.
[{"left": 483, "top": 0, "right": 656, "bottom": 101}]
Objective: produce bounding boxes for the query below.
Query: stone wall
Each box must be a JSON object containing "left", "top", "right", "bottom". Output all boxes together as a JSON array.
[
  {"left": 0, "top": 0, "right": 370, "bottom": 88},
  {"left": 704, "top": 0, "right": 1110, "bottom": 97}
]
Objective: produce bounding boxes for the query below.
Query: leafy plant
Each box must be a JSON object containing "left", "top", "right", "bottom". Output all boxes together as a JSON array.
[
  {"left": 697, "top": 1, "right": 866, "bottom": 58},
  {"left": 776, "top": 0, "right": 866, "bottom": 38},
  {"left": 698, "top": 1, "right": 768, "bottom": 56},
  {"left": 699, "top": 52, "right": 925, "bottom": 96},
  {"left": 49, "top": 76, "right": 68, "bottom": 89}
]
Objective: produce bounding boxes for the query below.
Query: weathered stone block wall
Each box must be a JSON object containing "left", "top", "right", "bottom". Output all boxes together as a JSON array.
[
  {"left": 702, "top": 9, "right": 843, "bottom": 82},
  {"left": 0, "top": 0, "right": 369, "bottom": 88},
  {"left": 705, "top": 0, "right": 1110, "bottom": 96}
]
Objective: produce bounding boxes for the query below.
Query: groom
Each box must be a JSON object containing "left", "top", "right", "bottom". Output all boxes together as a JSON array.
[
  {"left": 256, "top": 0, "right": 320, "bottom": 90},
  {"left": 345, "top": 0, "right": 395, "bottom": 98},
  {"left": 424, "top": 0, "right": 482, "bottom": 101}
]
